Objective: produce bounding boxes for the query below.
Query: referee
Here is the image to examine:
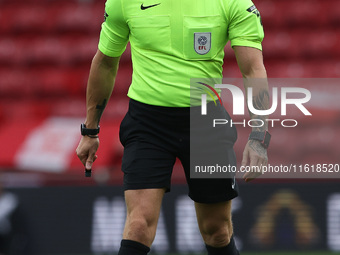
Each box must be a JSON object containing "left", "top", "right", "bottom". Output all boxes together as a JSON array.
[{"left": 76, "top": 0, "right": 270, "bottom": 254}]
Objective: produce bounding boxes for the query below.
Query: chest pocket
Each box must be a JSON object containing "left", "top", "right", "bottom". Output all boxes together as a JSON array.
[
  {"left": 183, "top": 15, "right": 224, "bottom": 60},
  {"left": 129, "top": 15, "right": 171, "bottom": 52}
]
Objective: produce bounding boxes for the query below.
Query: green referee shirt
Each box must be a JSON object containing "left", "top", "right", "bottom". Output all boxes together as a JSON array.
[{"left": 99, "top": 0, "right": 264, "bottom": 107}]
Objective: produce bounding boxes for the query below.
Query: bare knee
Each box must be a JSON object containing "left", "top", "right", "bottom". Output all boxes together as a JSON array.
[
  {"left": 124, "top": 217, "right": 155, "bottom": 245},
  {"left": 200, "top": 218, "right": 233, "bottom": 247},
  {"left": 124, "top": 211, "right": 159, "bottom": 246},
  {"left": 195, "top": 201, "right": 233, "bottom": 248},
  {"left": 123, "top": 189, "right": 165, "bottom": 246}
]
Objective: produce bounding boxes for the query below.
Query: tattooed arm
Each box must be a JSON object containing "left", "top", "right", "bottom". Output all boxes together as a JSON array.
[
  {"left": 85, "top": 50, "right": 120, "bottom": 128},
  {"left": 233, "top": 46, "right": 269, "bottom": 182},
  {"left": 76, "top": 49, "right": 120, "bottom": 170}
]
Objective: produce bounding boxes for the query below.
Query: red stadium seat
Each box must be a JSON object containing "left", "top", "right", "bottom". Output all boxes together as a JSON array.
[
  {"left": 256, "top": 0, "right": 286, "bottom": 28},
  {"left": 287, "top": 1, "right": 327, "bottom": 27},
  {"left": 0, "top": 68, "right": 33, "bottom": 97},
  {"left": 0, "top": 35, "right": 98, "bottom": 67},
  {"left": 0, "top": 39, "right": 18, "bottom": 65},
  {"left": 4, "top": 5, "right": 53, "bottom": 34},
  {"left": 0, "top": 6, "right": 14, "bottom": 34},
  {"left": 54, "top": 3, "right": 103, "bottom": 34},
  {"left": 257, "top": 0, "right": 328, "bottom": 28},
  {"left": 263, "top": 29, "right": 340, "bottom": 60},
  {"left": 263, "top": 32, "right": 298, "bottom": 59},
  {"left": 265, "top": 61, "right": 306, "bottom": 78},
  {"left": 25, "top": 38, "right": 67, "bottom": 66},
  {"left": 300, "top": 31, "right": 339, "bottom": 59},
  {"left": 0, "top": 0, "right": 96, "bottom": 5},
  {"left": 0, "top": 1, "right": 104, "bottom": 35},
  {"left": 67, "top": 36, "right": 99, "bottom": 65},
  {"left": 328, "top": 0, "right": 340, "bottom": 26},
  {"left": 264, "top": 60, "right": 340, "bottom": 78},
  {"left": 0, "top": 67, "right": 88, "bottom": 98}
]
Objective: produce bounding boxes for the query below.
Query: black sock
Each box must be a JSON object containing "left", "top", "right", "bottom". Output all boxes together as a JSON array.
[
  {"left": 118, "top": 239, "right": 150, "bottom": 255},
  {"left": 205, "top": 235, "right": 240, "bottom": 255}
]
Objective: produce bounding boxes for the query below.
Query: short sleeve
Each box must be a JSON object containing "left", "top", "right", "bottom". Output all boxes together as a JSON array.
[
  {"left": 227, "top": 0, "right": 264, "bottom": 50},
  {"left": 98, "top": 0, "right": 129, "bottom": 57}
]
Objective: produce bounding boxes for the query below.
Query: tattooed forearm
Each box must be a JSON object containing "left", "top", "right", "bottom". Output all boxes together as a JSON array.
[
  {"left": 250, "top": 89, "right": 270, "bottom": 131},
  {"left": 252, "top": 89, "right": 270, "bottom": 111},
  {"left": 95, "top": 99, "right": 107, "bottom": 126}
]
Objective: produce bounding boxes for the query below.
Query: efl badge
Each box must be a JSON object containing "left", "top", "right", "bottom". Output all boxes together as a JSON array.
[{"left": 194, "top": 32, "right": 211, "bottom": 55}]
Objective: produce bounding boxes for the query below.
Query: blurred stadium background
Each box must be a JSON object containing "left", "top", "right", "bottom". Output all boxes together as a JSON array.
[{"left": 0, "top": 0, "right": 340, "bottom": 254}]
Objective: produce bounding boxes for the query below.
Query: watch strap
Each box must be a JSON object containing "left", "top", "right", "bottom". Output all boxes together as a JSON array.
[
  {"left": 81, "top": 123, "right": 100, "bottom": 136},
  {"left": 248, "top": 131, "right": 271, "bottom": 148}
]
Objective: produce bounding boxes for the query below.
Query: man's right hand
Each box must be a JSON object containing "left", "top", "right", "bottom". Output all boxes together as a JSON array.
[{"left": 76, "top": 136, "right": 99, "bottom": 170}]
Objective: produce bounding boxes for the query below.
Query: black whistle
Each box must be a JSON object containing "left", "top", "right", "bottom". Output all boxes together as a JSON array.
[{"left": 85, "top": 168, "right": 92, "bottom": 177}]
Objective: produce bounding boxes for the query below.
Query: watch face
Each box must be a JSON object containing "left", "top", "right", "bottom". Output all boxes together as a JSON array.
[{"left": 81, "top": 123, "right": 86, "bottom": 135}]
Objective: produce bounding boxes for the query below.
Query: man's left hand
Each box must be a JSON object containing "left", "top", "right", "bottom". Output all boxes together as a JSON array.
[{"left": 241, "top": 140, "right": 268, "bottom": 182}]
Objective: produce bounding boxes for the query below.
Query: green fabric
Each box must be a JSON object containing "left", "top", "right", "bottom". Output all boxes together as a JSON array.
[{"left": 98, "top": 0, "right": 264, "bottom": 107}]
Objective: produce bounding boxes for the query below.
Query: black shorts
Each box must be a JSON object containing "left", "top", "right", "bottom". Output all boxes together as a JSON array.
[{"left": 119, "top": 99, "right": 239, "bottom": 203}]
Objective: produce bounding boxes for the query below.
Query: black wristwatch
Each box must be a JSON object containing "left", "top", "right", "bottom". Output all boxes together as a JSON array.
[
  {"left": 248, "top": 131, "right": 271, "bottom": 149},
  {"left": 81, "top": 123, "right": 100, "bottom": 136}
]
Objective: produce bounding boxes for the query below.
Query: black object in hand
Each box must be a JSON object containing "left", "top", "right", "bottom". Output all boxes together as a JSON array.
[{"left": 85, "top": 168, "right": 92, "bottom": 177}]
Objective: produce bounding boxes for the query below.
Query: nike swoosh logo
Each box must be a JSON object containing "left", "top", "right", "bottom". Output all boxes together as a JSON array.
[{"left": 141, "top": 3, "right": 161, "bottom": 10}]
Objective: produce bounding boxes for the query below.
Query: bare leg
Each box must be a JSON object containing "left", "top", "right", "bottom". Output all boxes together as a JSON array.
[
  {"left": 122, "top": 188, "right": 165, "bottom": 247},
  {"left": 195, "top": 200, "right": 233, "bottom": 247}
]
